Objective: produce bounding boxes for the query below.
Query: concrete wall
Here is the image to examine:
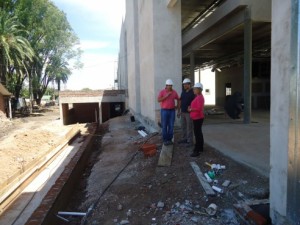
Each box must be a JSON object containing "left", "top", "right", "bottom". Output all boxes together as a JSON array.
[
  {"left": 152, "top": 0, "right": 181, "bottom": 123},
  {"left": 73, "top": 103, "right": 99, "bottom": 123},
  {"left": 138, "top": 0, "right": 155, "bottom": 121},
  {"left": 270, "top": 0, "right": 295, "bottom": 224},
  {"left": 117, "top": 21, "right": 128, "bottom": 90},
  {"left": 120, "top": 0, "right": 181, "bottom": 130},
  {"left": 137, "top": 0, "right": 181, "bottom": 126},
  {"left": 126, "top": 0, "right": 141, "bottom": 114}
]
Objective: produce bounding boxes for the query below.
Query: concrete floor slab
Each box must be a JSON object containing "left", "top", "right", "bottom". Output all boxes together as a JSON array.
[{"left": 203, "top": 110, "right": 270, "bottom": 177}]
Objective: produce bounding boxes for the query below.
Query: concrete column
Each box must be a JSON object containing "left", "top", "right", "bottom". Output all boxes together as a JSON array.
[
  {"left": 190, "top": 52, "right": 195, "bottom": 85},
  {"left": 8, "top": 98, "right": 12, "bottom": 120},
  {"left": 270, "top": 1, "right": 300, "bottom": 224},
  {"left": 243, "top": 7, "right": 252, "bottom": 124},
  {"left": 59, "top": 103, "right": 64, "bottom": 125},
  {"left": 98, "top": 102, "right": 102, "bottom": 124}
]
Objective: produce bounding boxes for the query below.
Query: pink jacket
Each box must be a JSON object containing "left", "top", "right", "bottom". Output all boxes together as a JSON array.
[{"left": 190, "top": 94, "right": 205, "bottom": 120}]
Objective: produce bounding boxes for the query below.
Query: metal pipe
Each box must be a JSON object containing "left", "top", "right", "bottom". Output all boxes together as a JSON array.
[
  {"left": 57, "top": 211, "right": 87, "bottom": 217},
  {"left": 56, "top": 214, "right": 70, "bottom": 222}
]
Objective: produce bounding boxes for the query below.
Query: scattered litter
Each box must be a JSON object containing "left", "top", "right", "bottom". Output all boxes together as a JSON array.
[
  {"left": 191, "top": 216, "right": 199, "bottom": 222},
  {"left": 222, "top": 180, "right": 231, "bottom": 187},
  {"left": 206, "top": 203, "right": 218, "bottom": 216},
  {"left": 207, "top": 170, "right": 215, "bottom": 179},
  {"left": 138, "top": 130, "right": 147, "bottom": 137},
  {"left": 117, "top": 203, "right": 123, "bottom": 211},
  {"left": 204, "top": 173, "right": 213, "bottom": 183},
  {"left": 220, "top": 209, "right": 239, "bottom": 224},
  {"left": 126, "top": 209, "right": 132, "bottom": 217},
  {"left": 157, "top": 201, "right": 165, "bottom": 208},
  {"left": 212, "top": 185, "right": 224, "bottom": 193},
  {"left": 120, "top": 219, "right": 130, "bottom": 225}
]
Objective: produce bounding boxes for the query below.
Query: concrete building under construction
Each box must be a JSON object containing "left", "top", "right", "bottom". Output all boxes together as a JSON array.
[{"left": 117, "top": 0, "right": 300, "bottom": 224}]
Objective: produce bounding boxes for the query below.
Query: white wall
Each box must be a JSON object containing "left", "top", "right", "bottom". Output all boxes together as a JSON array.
[{"left": 200, "top": 69, "right": 216, "bottom": 105}]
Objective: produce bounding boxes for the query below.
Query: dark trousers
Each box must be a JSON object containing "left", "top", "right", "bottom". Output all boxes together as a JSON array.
[{"left": 193, "top": 119, "right": 204, "bottom": 153}]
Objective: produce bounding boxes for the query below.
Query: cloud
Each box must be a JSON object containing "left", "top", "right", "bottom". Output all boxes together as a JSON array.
[
  {"left": 51, "top": 0, "right": 124, "bottom": 90},
  {"left": 64, "top": 53, "right": 118, "bottom": 90},
  {"left": 55, "top": 0, "right": 125, "bottom": 31}
]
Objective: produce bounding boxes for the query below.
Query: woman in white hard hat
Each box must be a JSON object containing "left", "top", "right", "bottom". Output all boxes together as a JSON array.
[
  {"left": 188, "top": 82, "right": 205, "bottom": 157},
  {"left": 157, "top": 79, "right": 180, "bottom": 146}
]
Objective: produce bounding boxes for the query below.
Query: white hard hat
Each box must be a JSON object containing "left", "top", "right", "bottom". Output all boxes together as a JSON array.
[
  {"left": 182, "top": 78, "right": 191, "bottom": 84},
  {"left": 193, "top": 82, "right": 203, "bottom": 89},
  {"left": 165, "top": 79, "right": 173, "bottom": 85}
]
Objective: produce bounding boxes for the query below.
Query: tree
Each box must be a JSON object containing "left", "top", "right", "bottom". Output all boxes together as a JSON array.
[
  {"left": 0, "top": 9, "right": 34, "bottom": 87},
  {"left": 0, "top": 0, "right": 82, "bottom": 104},
  {"left": 14, "top": 0, "right": 82, "bottom": 104}
]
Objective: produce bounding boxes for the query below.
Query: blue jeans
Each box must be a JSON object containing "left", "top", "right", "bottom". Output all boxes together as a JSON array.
[{"left": 161, "top": 109, "right": 175, "bottom": 142}]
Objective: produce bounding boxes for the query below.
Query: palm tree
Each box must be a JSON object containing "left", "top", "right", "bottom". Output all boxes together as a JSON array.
[{"left": 0, "top": 10, "right": 34, "bottom": 86}]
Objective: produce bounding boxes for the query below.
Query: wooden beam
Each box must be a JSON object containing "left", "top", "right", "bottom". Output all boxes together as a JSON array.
[
  {"left": 157, "top": 144, "right": 173, "bottom": 167},
  {"left": 190, "top": 162, "right": 216, "bottom": 196}
]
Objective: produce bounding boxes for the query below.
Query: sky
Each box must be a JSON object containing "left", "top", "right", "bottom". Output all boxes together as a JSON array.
[{"left": 51, "top": 0, "right": 126, "bottom": 90}]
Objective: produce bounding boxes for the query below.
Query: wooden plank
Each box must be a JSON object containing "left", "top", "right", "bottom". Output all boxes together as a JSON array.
[
  {"left": 190, "top": 162, "right": 216, "bottom": 196},
  {"left": 244, "top": 199, "right": 269, "bottom": 206},
  {"left": 157, "top": 144, "right": 173, "bottom": 167}
]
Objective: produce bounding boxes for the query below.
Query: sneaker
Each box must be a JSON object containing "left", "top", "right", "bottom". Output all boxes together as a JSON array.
[
  {"left": 190, "top": 152, "right": 200, "bottom": 157},
  {"left": 164, "top": 141, "right": 173, "bottom": 146}
]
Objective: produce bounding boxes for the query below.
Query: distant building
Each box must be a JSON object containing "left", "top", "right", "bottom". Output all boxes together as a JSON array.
[{"left": 59, "top": 90, "right": 126, "bottom": 125}]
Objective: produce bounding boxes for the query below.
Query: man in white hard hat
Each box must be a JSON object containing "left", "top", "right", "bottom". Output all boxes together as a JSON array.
[
  {"left": 177, "top": 78, "right": 195, "bottom": 146},
  {"left": 188, "top": 82, "right": 205, "bottom": 157},
  {"left": 157, "top": 79, "right": 180, "bottom": 146}
]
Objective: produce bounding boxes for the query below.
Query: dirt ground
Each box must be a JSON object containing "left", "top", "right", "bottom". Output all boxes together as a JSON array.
[
  {"left": 0, "top": 106, "right": 78, "bottom": 185},
  {"left": 0, "top": 110, "right": 270, "bottom": 225},
  {"left": 60, "top": 116, "right": 270, "bottom": 225}
]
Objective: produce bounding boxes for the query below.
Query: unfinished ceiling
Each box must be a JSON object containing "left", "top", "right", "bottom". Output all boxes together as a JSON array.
[
  {"left": 181, "top": 0, "right": 226, "bottom": 32},
  {"left": 181, "top": 0, "right": 271, "bottom": 73}
]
